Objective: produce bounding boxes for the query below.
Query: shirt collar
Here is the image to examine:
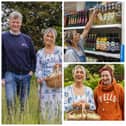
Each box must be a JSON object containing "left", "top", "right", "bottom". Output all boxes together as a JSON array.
[{"left": 9, "top": 30, "right": 21, "bottom": 36}]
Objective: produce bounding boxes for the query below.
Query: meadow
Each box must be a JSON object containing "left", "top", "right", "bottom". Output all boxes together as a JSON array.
[{"left": 2, "top": 76, "right": 62, "bottom": 124}]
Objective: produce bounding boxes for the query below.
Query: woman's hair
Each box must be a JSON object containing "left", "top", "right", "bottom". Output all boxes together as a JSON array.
[
  {"left": 9, "top": 11, "right": 23, "bottom": 21},
  {"left": 64, "top": 30, "right": 76, "bottom": 46},
  {"left": 72, "top": 65, "right": 86, "bottom": 79},
  {"left": 43, "top": 27, "right": 57, "bottom": 41},
  {"left": 99, "top": 65, "right": 114, "bottom": 78}
]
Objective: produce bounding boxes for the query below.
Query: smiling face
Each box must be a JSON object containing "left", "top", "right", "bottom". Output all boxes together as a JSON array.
[
  {"left": 101, "top": 70, "right": 112, "bottom": 85},
  {"left": 73, "top": 67, "right": 85, "bottom": 83},
  {"left": 44, "top": 31, "right": 55, "bottom": 46},
  {"left": 9, "top": 17, "right": 22, "bottom": 33}
]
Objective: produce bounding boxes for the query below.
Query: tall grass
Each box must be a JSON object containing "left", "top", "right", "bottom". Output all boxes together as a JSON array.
[{"left": 2, "top": 76, "right": 62, "bottom": 124}]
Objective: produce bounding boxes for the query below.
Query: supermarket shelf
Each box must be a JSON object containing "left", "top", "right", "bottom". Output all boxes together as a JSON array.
[
  {"left": 92, "top": 24, "right": 121, "bottom": 29},
  {"left": 64, "top": 24, "right": 121, "bottom": 30},
  {"left": 85, "top": 50, "right": 120, "bottom": 59},
  {"left": 64, "top": 47, "right": 120, "bottom": 59}
]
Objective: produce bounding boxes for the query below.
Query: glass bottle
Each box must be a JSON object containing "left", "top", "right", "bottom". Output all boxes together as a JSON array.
[
  {"left": 67, "top": 14, "right": 71, "bottom": 27},
  {"left": 106, "top": 33, "right": 110, "bottom": 52},
  {"left": 64, "top": 15, "right": 67, "bottom": 27},
  {"left": 111, "top": 2, "right": 116, "bottom": 24},
  {"left": 85, "top": 9, "right": 89, "bottom": 25},
  {"left": 93, "top": 34, "right": 97, "bottom": 51},
  {"left": 77, "top": 11, "right": 80, "bottom": 26},
  {"left": 116, "top": 2, "right": 121, "bottom": 24},
  {"left": 103, "top": 4, "right": 108, "bottom": 24},
  {"left": 107, "top": 2, "right": 112, "bottom": 24},
  {"left": 97, "top": 5, "right": 103, "bottom": 25},
  {"left": 114, "top": 33, "right": 120, "bottom": 52},
  {"left": 110, "top": 33, "right": 116, "bottom": 52},
  {"left": 101, "top": 4, "right": 105, "bottom": 24},
  {"left": 81, "top": 10, "right": 85, "bottom": 26},
  {"left": 96, "top": 34, "right": 100, "bottom": 50}
]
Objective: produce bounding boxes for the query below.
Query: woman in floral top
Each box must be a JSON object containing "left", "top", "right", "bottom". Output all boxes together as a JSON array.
[
  {"left": 64, "top": 65, "right": 96, "bottom": 112},
  {"left": 35, "top": 28, "right": 62, "bottom": 123}
]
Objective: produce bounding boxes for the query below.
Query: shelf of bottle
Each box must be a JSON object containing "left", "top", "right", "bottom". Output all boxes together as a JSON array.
[
  {"left": 85, "top": 50, "right": 120, "bottom": 59},
  {"left": 64, "top": 24, "right": 121, "bottom": 30}
]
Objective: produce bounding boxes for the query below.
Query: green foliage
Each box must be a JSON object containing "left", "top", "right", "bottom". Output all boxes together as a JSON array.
[
  {"left": 121, "top": 80, "right": 124, "bottom": 87},
  {"left": 84, "top": 64, "right": 103, "bottom": 74},
  {"left": 84, "top": 73, "right": 100, "bottom": 90},
  {"left": 64, "top": 64, "right": 124, "bottom": 90},
  {"left": 64, "top": 71, "right": 100, "bottom": 90},
  {"left": 114, "top": 64, "right": 124, "bottom": 80},
  {"left": 2, "top": 2, "right": 62, "bottom": 49},
  {"left": 116, "top": 80, "right": 124, "bottom": 88},
  {"left": 64, "top": 64, "right": 75, "bottom": 83}
]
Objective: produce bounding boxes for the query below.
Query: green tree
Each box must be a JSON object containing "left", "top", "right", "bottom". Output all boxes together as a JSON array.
[
  {"left": 64, "top": 64, "right": 124, "bottom": 89},
  {"left": 114, "top": 64, "right": 124, "bottom": 81}
]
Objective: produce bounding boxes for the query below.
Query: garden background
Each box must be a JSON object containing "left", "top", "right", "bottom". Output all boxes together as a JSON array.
[{"left": 2, "top": 1, "right": 62, "bottom": 124}]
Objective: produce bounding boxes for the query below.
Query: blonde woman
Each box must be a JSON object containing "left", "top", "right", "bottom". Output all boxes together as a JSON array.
[
  {"left": 64, "top": 65, "right": 96, "bottom": 112},
  {"left": 35, "top": 28, "right": 62, "bottom": 123}
]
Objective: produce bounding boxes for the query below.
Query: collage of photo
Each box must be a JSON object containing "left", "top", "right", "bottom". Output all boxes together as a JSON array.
[{"left": 1, "top": 0, "right": 125, "bottom": 125}]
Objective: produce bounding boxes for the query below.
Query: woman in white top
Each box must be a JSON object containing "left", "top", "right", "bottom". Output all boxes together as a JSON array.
[
  {"left": 64, "top": 65, "right": 96, "bottom": 112},
  {"left": 35, "top": 28, "right": 62, "bottom": 123}
]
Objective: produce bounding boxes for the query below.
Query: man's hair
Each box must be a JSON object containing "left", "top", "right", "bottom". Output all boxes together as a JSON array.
[{"left": 9, "top": 11, "right": 23, "bottom": 21}]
